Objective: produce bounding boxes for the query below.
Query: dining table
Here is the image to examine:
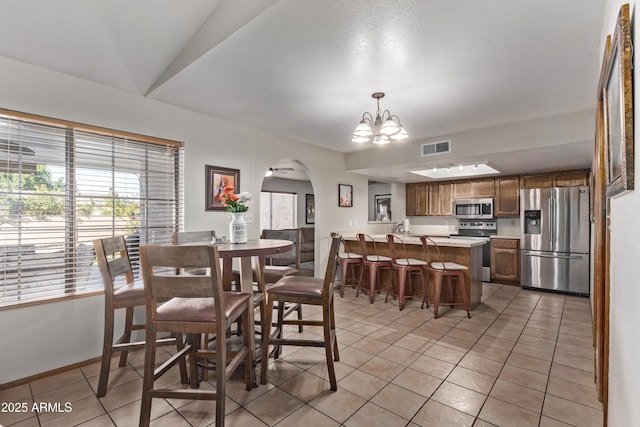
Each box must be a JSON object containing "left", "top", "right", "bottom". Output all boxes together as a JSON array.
[{"left": 179, "top": 238, "right": 294, "bottom": 357}]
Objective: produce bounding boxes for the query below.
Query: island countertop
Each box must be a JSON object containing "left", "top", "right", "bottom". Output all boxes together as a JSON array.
[
  {"left": 342, "top": 233, "right": 483, "bottom": 310},
  {"left": 341, "top": 234, "right": 485, "bottom": 248}
]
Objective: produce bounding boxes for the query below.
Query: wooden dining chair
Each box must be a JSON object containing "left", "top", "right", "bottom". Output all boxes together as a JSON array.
[
  {"left": 386, "top": 234, "right": 428, "bottom": 310},
  {"left": 138, "top": 243, "right": 253, "bottom": 427},
  {"left": 356, "top": 233, "right": 392, "bottom": 303},
  {"left": 260, "top": 235, "right": 341, "bottom": 390},
  {"left": 93, "top": 235, "right": 184, "bottom": 398},
  {"left": 419, "top": 236, "right": 471, "bottom": 319},
  {"left": 331, "top": 232, "right": 363, "bottom": 297}
]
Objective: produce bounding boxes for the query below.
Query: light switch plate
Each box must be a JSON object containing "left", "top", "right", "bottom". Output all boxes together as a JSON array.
[{"left": 245, "top": 213, "right": 254, "bottom": 223}]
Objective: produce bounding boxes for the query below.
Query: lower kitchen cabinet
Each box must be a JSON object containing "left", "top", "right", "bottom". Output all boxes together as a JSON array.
[{"left": 490, "top": 237, "right": 520, "bottom": 284}]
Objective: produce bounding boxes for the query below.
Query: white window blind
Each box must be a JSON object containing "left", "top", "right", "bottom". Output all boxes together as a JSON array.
[
  {"left": 0, "top": 111, "right": 183, "bottom": 308},
  {"left": 259, "top": 191, "right": 297, "bottom": 230}
]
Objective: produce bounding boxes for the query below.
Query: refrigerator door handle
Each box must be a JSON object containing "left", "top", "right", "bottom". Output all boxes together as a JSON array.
[
  {"left": 548, "top": 197, "right": 554, "bottom": 248},
  {"left": 525, "top": 253, "right": 584, "bottom": 260}
]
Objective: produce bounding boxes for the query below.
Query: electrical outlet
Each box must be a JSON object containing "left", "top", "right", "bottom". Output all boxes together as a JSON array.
[
  {"left": 511, "top": 219, "right": 516, "bottom": 226},
  {"left": 244, "top": 213, "right": 254, "bottom": 223}
]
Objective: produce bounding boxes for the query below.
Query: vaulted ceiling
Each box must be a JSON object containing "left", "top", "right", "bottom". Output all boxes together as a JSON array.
[{"left": 0, "top": 0, "right": 605, "bottom": 180}]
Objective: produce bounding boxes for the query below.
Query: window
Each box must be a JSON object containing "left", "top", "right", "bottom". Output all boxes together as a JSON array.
[
  {"left": 260, "top": 191, "right": 297, "bottom": 230},
  {"left": 0, "top": 110, "right": 183, "bottom": 308}
]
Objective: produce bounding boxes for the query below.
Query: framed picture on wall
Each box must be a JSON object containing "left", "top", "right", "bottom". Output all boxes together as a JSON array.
[
  {"left": 375, "top": 194, "right": 392, "bottom": 222},
  {"left": 206, "top": 165, "right": 240, "bottom": 211},
  {"left": 305, "top": 193, "right": 315, "bottom": 224},
  {"left": 603, "top": 4, "right": 634, "bottom": 198},
  {"left": 338, "top": 184, "right": 353, "bottom": 207}
]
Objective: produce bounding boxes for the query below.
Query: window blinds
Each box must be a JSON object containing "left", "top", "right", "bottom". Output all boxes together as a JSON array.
[{"left": 0, "top": 111, "right": 183, "bottom": 308}]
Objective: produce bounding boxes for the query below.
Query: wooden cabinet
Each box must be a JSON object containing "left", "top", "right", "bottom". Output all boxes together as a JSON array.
[
  {"left": 521, "top": 169, "right": 590, "bottom": 189},
  {"left": 555, "top": 169, "right": 590, "bottom": 187},
  {"left": 490, "top": 238, "right": 520, "bottom": 284},
  {"left": 406, "top": 182, "right": 428, "bottom": 216},
  {"left": 495, "top": 176, "right": 520, "bottom": 216},
  {"left": 454, "top": 179, "right": 494, "bottom": 199},
  {"left": 428, "top": 182, "right": 453, "bottom": 216},
  {"left": 472, "top": 179, "right": 496, "bottom": 198}
]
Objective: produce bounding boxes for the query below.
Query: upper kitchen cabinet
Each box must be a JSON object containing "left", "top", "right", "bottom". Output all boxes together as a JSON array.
[
  {"left": 554, "top": 169, "right": 590, "bottom": 187},
  {"left": 406, "top": 182, "right": 428, "bottom": 216},
  {"left": 521, "top": 169, "right": 590, "bottom": 189},
  {"left": 495, "top": 176, "right": 520, "bottom": 216},
  {"left": 453, "top": 179, "right": 495, "bottom": 199},
  {"left": 428, "top": 182, "right": 453, "bottom": 216}
]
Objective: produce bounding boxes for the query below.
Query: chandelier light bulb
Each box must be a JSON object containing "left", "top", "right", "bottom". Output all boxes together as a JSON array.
[
  {"left": 373, "top": 134, "right": 391, "bottom": 145},
  {"left": 390, "top": 127, "right": 409, "bottom": 141},
  {"left": 352, "top": 135, "right": 369, "bottom": 143},
  {"left": 380, "top": 117, "right": 400, "bottom": 136},
  {"left": 353, "top": 120, "right": 373, "bottom": 137}
]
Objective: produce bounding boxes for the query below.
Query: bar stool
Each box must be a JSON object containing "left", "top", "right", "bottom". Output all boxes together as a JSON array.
[
  {"left": 386, "top": 234, "right": 428, "bottom": 310},
  {"left": 331, "top": 232, "right": 363, "bottom": 297},
  {"left": 356, "top": 233, "right": 392, "bottom": 303},
  {"left": 419, "top": 236, "right": 471, "bottom": 319}
]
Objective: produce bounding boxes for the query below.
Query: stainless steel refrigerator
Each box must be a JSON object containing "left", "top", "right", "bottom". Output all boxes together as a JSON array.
[{"left": 521, "top": 186, "right": 590, "bottom": 295}]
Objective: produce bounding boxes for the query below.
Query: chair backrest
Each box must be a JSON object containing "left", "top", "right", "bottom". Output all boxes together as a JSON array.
[
  {"left": 93, "top": 235, "right": 135, "bottom": 299},
  {"left": 261, "top": 228, "right": 302, "bottom": 269},
  {"left": 139, "top": 244, "right": 225, "bottom": 321},
  {"left": 322, "top": 236, "right": 341, "bottom": 295},
  {"left": 386, "top": 234, "right": 402, "bottom": 263},
  {"left": 419, "top": 235, "right": 445, "bottom": 270},
  {"left": 172, "top": 230, "right": 215, "bottom": 245},
  {"left": 357, "top": 233, "right": 381, "bottom": 259}
]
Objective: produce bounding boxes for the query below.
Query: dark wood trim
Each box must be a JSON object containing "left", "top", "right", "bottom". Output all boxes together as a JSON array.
[{"left": 0, "top": 356, "right": 102, "bottom": 390}]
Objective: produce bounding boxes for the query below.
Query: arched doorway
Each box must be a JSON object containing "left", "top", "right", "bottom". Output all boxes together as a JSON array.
[{"left": 260, "top": 160, "right": 315, "bottom": 276}]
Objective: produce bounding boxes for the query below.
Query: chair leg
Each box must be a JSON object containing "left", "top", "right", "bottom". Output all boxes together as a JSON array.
[
  {"left": 447, "top": 276, "right": 455, "bottom": 308},
  {"left": 139, "top": 325, "right": 157, "bottom": 427},
  {"left": 189, "top": 334, "right": 200, "bottom": 388},
  {"left": 274, "top": 302, "right": 285, "bottom": 359},
  {"left": 323, "top": 302, "right": 337, "bottom": 391},
  {"left": 297, "top": 304, "right": 304, "bottom": 333},
  {"left": 215, "top": 328, "right": 227, "bottom": 427},
  {"left": 97, "top": 307, "right": 115, "bottom": 398},
  {"left": 433, "top": 272, "right": 443, "bottom": 319},
  {"left": 340, "top": 260, "right": 348, "bottom": 297},
  {"left": 242, "top": 308, "right": 254, "bottom": 390},
  {"left": 118, "top": 307, "right": 135, "bottom": 367},
  {"left": 398, "top": 269, "right": 407, "bottom": 311},
  {"left": 421, "top": 270, "right": 430, "bottom": 309},
  {"left": 260, "top": 294, "right": 274, "bottom": 385},
  {"left": 458, "top": 272, "right": 471, "bottom": 318},
  {"left": 175, "top": 333, "right": 188, "bottom": 384},
  {"left": 355, "top": 263, "right": 366, "bottom": 298},
  {"left": 368, "top": 264, "right": 377, "bottom": 303},
  {"left": 330, "top": 297, "right": 339, "bottom": 362}
]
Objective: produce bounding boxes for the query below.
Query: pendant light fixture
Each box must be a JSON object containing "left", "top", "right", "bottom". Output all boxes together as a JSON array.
[{"left": 352, "top": 92, "right": 408, "bottom": 144}]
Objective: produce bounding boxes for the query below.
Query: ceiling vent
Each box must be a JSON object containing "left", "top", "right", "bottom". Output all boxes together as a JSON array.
[{"left": 421, "top": 140, "right": 451, "bottom": 157}]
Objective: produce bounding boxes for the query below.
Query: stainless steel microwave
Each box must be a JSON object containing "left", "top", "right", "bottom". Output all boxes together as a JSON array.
[{"left": 453, "top": 198, "right": 494, "bottom": 219}]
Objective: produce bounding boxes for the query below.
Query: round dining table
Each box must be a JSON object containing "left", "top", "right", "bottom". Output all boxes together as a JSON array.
[{"left": 181, "top": 238, "right": 294, "bottom": 354}]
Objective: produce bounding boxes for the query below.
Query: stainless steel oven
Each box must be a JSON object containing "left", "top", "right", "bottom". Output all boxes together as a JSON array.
[
  {"left": 453, "top": 198, "right": 494, "bottom": 220},
  {"left": 449, "top": 220, "right": 497, "bottom": 282}
]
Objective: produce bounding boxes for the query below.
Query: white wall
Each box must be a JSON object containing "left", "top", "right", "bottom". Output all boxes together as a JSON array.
[
  {"left": 0, "top": 56, "right": 367, "bottom": 384},
  {"left": 601, "top": 1, "right": 640, "bottom": 425}
]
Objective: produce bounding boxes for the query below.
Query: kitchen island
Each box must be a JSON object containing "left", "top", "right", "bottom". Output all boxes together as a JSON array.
[{"left": 343, "top": 234, "right": 484, "bottom": 310}]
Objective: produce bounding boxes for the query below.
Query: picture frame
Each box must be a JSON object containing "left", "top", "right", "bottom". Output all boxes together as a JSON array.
[
  {"left": 603, "top": 4, "right": 634, "bottom": 198},
  {"left": 338, "top": 184, "right": 353, "bottom": 207},
  {"left": 305, "top": 193, "right": 315, "bottom": 224},
  {"left": 205, "top": 165, "right": 240, "bottom": 211},
  {"left": 374, "top": 194, "right": 392, "bottom": 222}
]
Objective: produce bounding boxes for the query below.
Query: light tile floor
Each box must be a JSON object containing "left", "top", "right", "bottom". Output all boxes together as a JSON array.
[{"left": 0, "top": 283, "right": 603, "bottom": 426}]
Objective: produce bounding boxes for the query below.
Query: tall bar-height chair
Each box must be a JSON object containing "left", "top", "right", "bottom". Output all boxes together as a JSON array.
[
  {"left": 172, "top": 230, "right": 216, "bottom": 276},
  {"left": 356, "top": 233, "right": 392, "bottom": 303},
  {"left": 93, "top": 235, "right": 185, "bottom": 398},
  {"left": 386, "top": 234, "right": 428, "bottom": 310},
  {"left": 419, "top": 236, "right": 471, "bottom": 319},
  {"left": 138, "top": 243, "right": 253, "bottom": 427},
  {"left": 331, "top": 232, "right": 363, "bottom": 297},
  {"left": 260, "top": 236, "right": 341, "bottom": 390}
]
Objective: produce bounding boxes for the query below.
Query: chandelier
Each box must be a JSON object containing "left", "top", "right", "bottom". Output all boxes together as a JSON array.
[{"left": 352, "top": 92, "right": 408, "bottom": 144}]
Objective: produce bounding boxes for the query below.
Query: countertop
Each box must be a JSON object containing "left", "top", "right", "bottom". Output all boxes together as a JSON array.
[
  {"left": 490, "top": 234, "right": 521, "bottom": 240},
  {"left": 342, "top": 234, "right": 485, "bottom": 248}
]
